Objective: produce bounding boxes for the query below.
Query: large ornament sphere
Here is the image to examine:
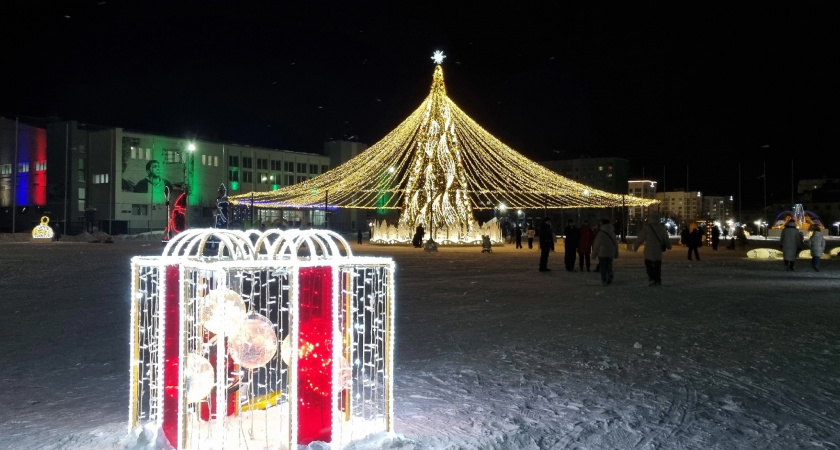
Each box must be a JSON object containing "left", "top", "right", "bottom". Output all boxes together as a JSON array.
[
  {"left": 184, "top": 353, "right": 215, "bottom": 403},
  {"left": 229, "top": 313, "right": 278, "bottom": 369},
  {"left": 199, "top": 289, "right": 247, "bottom": 335}
]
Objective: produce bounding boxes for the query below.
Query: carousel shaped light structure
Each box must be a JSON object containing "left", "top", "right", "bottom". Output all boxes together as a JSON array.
[
  {"left": 771, "top": 203, "right": 826, "bottom": 232},
  {"left": 128, "top": 228, "right": 395, "bottom": 449},
  {"left": 229, "top": 52, "right": 656, "bottom": 244}
]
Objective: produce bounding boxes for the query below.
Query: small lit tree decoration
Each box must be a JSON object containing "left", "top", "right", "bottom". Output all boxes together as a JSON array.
[
  {"left": 229, "top": 52, "right": 657, "bottom": 244},
  {"left": 129, "top": 228, "right": 394, "bottom": 449}
]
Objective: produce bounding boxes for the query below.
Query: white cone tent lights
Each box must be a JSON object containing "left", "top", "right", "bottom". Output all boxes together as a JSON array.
[
  {"left": 228, "top": 52, "right": 657, "bottom": 245},
  {"left": 129, "top": 228, "right": 395, "bottom": 449}
]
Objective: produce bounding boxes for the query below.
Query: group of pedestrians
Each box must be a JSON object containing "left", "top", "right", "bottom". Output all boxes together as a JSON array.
[
  {"left": 536, "top": 212, "right": 672, "bottom": 287},
  {"left": 538, "top": 217, "right": 620, "bottom": 285},
  {"left": 536, "top": 212, "right": 829, "bottom": 286},
  {"left": 781, "top": 219, "right": 826, "bottom": 272}
]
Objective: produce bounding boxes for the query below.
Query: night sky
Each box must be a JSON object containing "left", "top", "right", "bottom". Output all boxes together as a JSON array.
[{"left": 1, "top": 1, "right": 832, "bottom": 208}]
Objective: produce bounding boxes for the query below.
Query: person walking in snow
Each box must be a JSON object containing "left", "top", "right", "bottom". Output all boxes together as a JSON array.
[
  {"left": 688, "top": 227, "right": 702, "bottom": 260},
  {"left": 592, "top": 218, "right": 619, "bottom": 285},
  {"left": 526, "top": 224, "right": 535, "bottom": 249},
  {"left": 563, "top": 219, "right": 580, "bottom": 271},
  {"left": 577, "top": 220, "right": 594, "bottom": 272},
  {"left": 808, "top": 225, "right": 826, "bottom": 272},
  {"left": 538, "top": 217, "right": 553, "bottom": 272},
  {"left": 780, "top": 219, "right": 803, "bottom": 271},
  {"left": 515, "top": 225, "right": 523, "bottom": 249},
  {"left": 635, "top": 212, "right": 672, "bottom": 286}
]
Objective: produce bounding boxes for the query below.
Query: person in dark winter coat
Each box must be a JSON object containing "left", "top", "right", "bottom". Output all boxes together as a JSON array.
[
  {"left": 635, "top": 212, "right": 672, "bottom": 286},
  {"left": 538, "top": 217, "right": 553, "bottom": 272},
  {"left": 577, "top": 220, "right": 594, "bottom": 272},
  {"left": 680, "top": 227, "right": 690, "bottom": 247},
  {"left": 592, "top": 219, "right": 618, "bottom": 285},
  {"left": 780, "top": 219, "right": 803, "bottom": 271},
  {"left": 412, "top": 224, "right": 425, "bottom": 248},
  {"left": 563, "top": 219, "right": 580, "bottom": 271},
  {"left": 515, "top": 225, "right": 523, "bottom": 249},
  {"left": 688, "top": 227, "right": 702, "bottom": 260}
]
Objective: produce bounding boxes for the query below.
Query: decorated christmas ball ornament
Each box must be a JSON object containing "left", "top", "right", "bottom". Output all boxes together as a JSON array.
[
  {"left": 229, "top": 313, "right": 278, "bottom": 369},
  {"left": 280, "top": 334, "right": 292, "bottom": 365},
  {"left": 198, "top": 289, "right": 247, "bottom": 335},
  {"left": 184, "top": 353, "right": 215, "bottom": 403}
]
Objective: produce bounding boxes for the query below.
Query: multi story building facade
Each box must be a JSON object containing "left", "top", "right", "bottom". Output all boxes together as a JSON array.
[
  {"left": 701, "top": 195, "right": 734, "bottom": 221},
  {"left": 1, "top": 116, "right": 334, "bottom": 234},
  {"left": 655, "top": 190, "right": 703, "bottom": 229},
  {"left": 627, "top": 179, "right": 658, "bottom": 234}
]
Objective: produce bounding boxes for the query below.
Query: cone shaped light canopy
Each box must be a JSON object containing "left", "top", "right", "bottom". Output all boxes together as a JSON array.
[{"left": 230, "top": 55, "right": 657, "bottom": 230}]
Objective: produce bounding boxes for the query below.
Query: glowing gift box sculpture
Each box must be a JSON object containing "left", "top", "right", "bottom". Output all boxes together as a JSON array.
[{"left": 129, "top": 229, "right": 395, "bottom": 449}]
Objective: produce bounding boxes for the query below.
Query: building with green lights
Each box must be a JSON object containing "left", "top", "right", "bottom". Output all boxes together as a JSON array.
[{"left": 1, "top": 116, "right": 332, "bottom": 235}]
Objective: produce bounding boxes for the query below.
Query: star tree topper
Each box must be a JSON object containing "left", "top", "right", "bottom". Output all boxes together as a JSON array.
[{"left": 431, "top": 50, "right": 445, "bottom": 65}]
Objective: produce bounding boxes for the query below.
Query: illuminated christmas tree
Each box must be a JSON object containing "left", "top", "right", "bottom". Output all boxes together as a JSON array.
[
  {"left": 400, "top": 51, "right": 476, "bottom": 236},
  {"left": 231, "top": 52, "right": 656, "bottom": 243}
]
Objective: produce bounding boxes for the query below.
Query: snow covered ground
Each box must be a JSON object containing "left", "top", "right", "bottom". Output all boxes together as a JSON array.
[{"left": 1, "top": 233, "right": 838, "bottom": 449}]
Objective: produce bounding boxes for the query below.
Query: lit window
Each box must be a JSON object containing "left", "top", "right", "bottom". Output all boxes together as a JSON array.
[
  {"left": 0, "top": 164, "right": 11, "bottom": 175},
  {"left": 18, "top": 163, "right": 29, "bottom": 173},
  {"left": 213, "top": 156, "right": 219, "bottom": 167}
]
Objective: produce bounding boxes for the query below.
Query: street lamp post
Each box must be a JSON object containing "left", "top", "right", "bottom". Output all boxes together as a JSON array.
[{"left": 185, "top": 143, "right": 196, "bottom": 226}]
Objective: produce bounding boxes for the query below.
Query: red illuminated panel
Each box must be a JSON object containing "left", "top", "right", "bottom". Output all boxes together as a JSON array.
[
  {"left": 297, "top": 266, "right": 334, "bottom": 444},
  {"left": 162, "top": 265, "right": 181, "bottom": 447}
]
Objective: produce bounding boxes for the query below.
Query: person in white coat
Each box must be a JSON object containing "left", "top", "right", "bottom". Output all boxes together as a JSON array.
[
  {"left": 634, "top": 212, "right": 673, "bottom": 286},
  {"left": 779, "top": 219, "right": 803, "bottom": 271},
  {"left": 808, "top": 225, "right": 826, "bottom": 272}
]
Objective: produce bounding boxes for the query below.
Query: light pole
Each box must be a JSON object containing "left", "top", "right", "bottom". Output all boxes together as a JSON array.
[
  {"left": 185, "top": 143, "right": 196, "bottom": 226},
  {"left": 761, "top": 145, "right": 769, "bottom": 238}
]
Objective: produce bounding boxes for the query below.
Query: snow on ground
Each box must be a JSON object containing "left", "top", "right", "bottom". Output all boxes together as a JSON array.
[{"left": 1, "top": 233, "right": 839, "bottom": 449}]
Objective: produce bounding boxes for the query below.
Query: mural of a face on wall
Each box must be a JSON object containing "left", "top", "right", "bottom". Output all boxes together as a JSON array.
[
  {"left": 133, "top": 160, "right": 173, "bottom": 193},
  {"left": 121, "top": 138, "right": 184, "bottom": 203}
]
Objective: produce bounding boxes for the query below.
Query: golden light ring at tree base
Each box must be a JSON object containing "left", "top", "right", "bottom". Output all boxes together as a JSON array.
[
  {"left": 746, "top": 248, "right": 784, "bottom": 259},
  {"left": 31, "top": 216, "right": 55, "bottom": 239}
]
